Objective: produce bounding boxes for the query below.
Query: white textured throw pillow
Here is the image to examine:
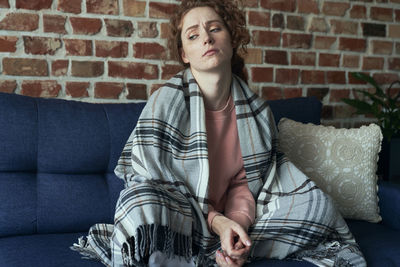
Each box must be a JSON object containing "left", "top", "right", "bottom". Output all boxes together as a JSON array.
[{"left": 278, "top": 118, "right": 382, "bottom": 222}]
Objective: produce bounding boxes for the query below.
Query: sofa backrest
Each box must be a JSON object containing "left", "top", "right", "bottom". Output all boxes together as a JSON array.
[
  {"left": 0, "top": 92, "right": 321, "bottom": 237},
  {"left": 0, "top": 92, "right": 145, "bottom": 237}
]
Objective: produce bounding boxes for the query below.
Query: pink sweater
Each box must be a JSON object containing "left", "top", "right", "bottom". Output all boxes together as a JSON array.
[{"left": 205, "top": 95, "right": 255, "bottom": 231}]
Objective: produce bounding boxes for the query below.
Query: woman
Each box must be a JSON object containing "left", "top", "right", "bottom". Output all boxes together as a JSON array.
[{"left": 73, "top": 1, "right": 366, "bottom": 266}]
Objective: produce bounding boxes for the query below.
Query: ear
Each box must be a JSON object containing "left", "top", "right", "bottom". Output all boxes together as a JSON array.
[{"left": 180, "top": 48, "right": 190, "bottom": 64}]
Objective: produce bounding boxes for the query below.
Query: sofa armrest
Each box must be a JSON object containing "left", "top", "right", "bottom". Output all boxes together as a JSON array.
[{"left": 378, "top": 180, "right": 400, "bottom": 230}]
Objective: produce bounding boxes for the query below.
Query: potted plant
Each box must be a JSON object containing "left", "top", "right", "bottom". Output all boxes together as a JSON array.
[{"left": 342, "top": 72, "right": 400, "bottom": 182}]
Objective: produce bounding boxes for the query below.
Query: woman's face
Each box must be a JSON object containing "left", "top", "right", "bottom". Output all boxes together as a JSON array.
[{"left": 179, "top": 6, "right": 233, "bottom": 74}]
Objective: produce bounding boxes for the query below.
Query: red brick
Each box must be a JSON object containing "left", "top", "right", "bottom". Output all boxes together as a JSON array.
[
  {"left": 241, "top": 48, "right": 263, "bottom": 64},
  {"left": 43, "top": 15, "right": 67, "bottom": 34},
  {"left": 87, "top": 0, "right": 119, "bottom": 15},
  {"left": 150, "top": 83, "right": 164, "bottom": 95},
  {"left": 126, "top": 83, "right": 147, "bottom": 100},
  {"left": 265, "top": 50, "right": 288, "bottom": 65},
  {"left": 0, "top": 80, "right": 17, "bottom": 93},
  {"left": 21, "top": 80, "right": 61, "bottom": 98},
  {"left": 307, "top": 87, "right": 329, "bottom": 101},
  {"left": 251, "top": 67, "right": 273, "bottom": 83},
  {"left": 161, "top": 64, "right": 184, "bottom": 80},
  {"left": 252, "top": 30, "right": 281, "bottom": 47},
  {"left": 104, "top": 19, "right": 133, "bottom": 37},
  {"left": 0, "top": 13, "right": 39, "bottom": 31},
  {"left": 0, "top": 36, "right": 18, "bottom": 52},
  {"left": 275, "top": 69, "right": 299, "bottom": 84},
  {"left": 395, "top": 9, "right": 400, "bottom": 22},
  {"left": 362, "top": 57, "right": 385, "bottom": 70},
  {"left": 0, "top": 0, "right": 9, "bottom": 8},
  {"left": 160, "top": 23, "right": 170, "bottom": 39},
  {"left": 133, "top": 42, "right": 166, "bottom": 60},
  {"left": 51, "top": 60, "right": 68, "bottom": 76},
  {"left": 350, "top": 5, "right": 367, "bottom": 19},
  {"left": 16, "top": 0, "right": 52, "bottom": 10},
  {"left": 314, "top": 36, "right": 336, "bottom": 49},
  {"left": 96, "top": 41, "right": 128, "bottom": 58},
  {"left": 348, "top": 72, "right": 369, "bottom": 84},
  {"left": 64, "top": 39, "right": 92, "bottom": 56},
  {"left": 243, "top": 0, "right": 258, "bottom": 8},
  {"left": 326, "top": 71, "right": 346, "bottom": 84},
  {"left": 108, "top": 61, "right": 158, "bottom": 79},
  {"left": 272, "top": 14, "right": 284, "bottom": 28},
  {"left": 321, "top": 105, "right": 334, "bottom": 120},
  {"left": 330, "top": 90, "right": 351, "bottom": 105},
  {"left": 261, "top": 86, "right": 283, "bottom": 100},
  {"left": 94, "top": 82, "right": 124, "bottom": 99},
  {"left": 71, "top": 61, "right": 104, "bottom": 77},
  {"left": 287, "top": 16, "right": 305, "bottom": 31},
  {"left": 282, "top": 33, "right": 312, "bottom": 49},
  {"left": 291, "top": 52, "right": 316, "bottom": 66},
  {"left": 322, "top": 2, "right": 350, "bottom": 16},
  {"left": 138, "top": 21, "right": 158, "bottom": 38},
  {"left": 58, "top": 0, "right": 81, "bottom": 14},
  {"left": 319, "top": 53, "right": 340, "bottom": 67},
  {"left": 301, "top": 70, "right": 325, "bottom": 84},
  {"left": 24, "top": 36, "right": 62, "bottom": 55},
  {"left": 66, "top": 82, "right": 90, "bottom": 98},
  {"left": 371, "top": 7, "right": 393, "bottom": 22},
  {"left": 389, "top": 25, "right": 400, "bottom": 38},
  {"left": 260, "top": 0, "right": 296, "bottom": 12},
  {"left": 298, "top": 0, "right": 319, "bottom": 14},
  {"left": 248, "top": 11, "right": 270, "bottom": 27},
  {"left": 389, "top": 58, "right": 400, "bottom": 71},
  {"left": 123, "top": 0, "right": 146, "bottom": 17},
  {"left": 330, "top": 20, "right": 358, "bottom": 35},
  {"left": 342, "top": 55, "right": 360, "bottom": 68},
  {"left": 333, "top": 105, "right": 356, "bottom": 119},
  {"left": 372, "top": 73, "right": 400, "bottom": 85},
  {"left": 339, "top": 38, "right": 366, "bottom": 52},
  {"left": 397, "top": 43, "right": 400, "bottom": 55},
  {"left": 283, "top": 88, "right": 302, "bottom": 98},
  {"left": 70, "top": 17, "right": 102, "bottom": 35},
  {"left": 372, "top": 40, "right": 393, "bottom": 55},
  {"left": 149, "top": 2, "right": 178, "bottom": 19},
  {"left": 309, "top": 17, "right": 328, "bottom": 33},
  {"left": 3, "top": 58, "right": 48, "bottom": 76}
]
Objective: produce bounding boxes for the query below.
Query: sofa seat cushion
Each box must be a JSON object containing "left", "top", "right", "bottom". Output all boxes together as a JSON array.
[
  {"left": 245, "top": 259, "right": 315, "bottom": 266},
  {"left": 0, "top": 232, "right": 103, "bottom": 267},
  {"left": 347, "top": 220, "right": 400, "bottom": 267}
]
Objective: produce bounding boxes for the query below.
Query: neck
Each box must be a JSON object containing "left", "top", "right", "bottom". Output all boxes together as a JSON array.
[{"left": 191, "top": 69, "right": 232, "bottom": 111}]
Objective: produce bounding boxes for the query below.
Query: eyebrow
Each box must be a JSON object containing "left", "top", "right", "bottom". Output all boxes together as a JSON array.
[{"left": 183, "top": 20, "right": 223, "bottom": 34}]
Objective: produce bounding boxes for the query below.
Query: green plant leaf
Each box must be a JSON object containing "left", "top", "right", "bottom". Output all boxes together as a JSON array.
[
  {"left": 351, "top": 72, "right": 385, "bottom": 97},
  {"left": 341, "top": 98, "right": 374, "bottom": 114},
  {"left": 354, "top": 89, "right": 387, "bottom": 108}
]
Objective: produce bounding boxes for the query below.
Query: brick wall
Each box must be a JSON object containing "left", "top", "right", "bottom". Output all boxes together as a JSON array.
[{"left": 0, "top": 0, "right": 399, "bottom": 127}]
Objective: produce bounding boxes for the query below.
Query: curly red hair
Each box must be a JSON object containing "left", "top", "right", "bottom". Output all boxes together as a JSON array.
[{"left": 168, "top": 0, "right": 250, "bottom": 82}]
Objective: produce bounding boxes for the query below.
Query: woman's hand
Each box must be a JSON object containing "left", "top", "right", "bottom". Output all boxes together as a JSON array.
[{"left": 212, "top": 215, "right": 251, "bottom": 266}]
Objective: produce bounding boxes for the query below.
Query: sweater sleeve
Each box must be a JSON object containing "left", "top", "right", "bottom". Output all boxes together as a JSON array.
[{"left": 224, "top": 167, "right": 255, "bottom": 231}]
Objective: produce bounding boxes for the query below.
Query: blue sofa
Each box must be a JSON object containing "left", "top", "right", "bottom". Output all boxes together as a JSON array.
[{"left": 0, "top": 91, "right": 399, "bottom": 267}]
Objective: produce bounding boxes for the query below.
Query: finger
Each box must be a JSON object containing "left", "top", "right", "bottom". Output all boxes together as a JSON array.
[
  {"left": 216, "top": 250, "right": 227, "bottom": 266},
  {"left": 234, "top": 240, "right": 244, "bottom": 250},
  {"left": 234, "top": 226, "right": 252, "bottom": 247},
  {"left": 225, "top": 255, "right": 239, "bottom": 267}
]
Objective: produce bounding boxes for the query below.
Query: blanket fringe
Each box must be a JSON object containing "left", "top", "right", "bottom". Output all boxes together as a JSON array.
[
  {"left": 121, "top": 224, "right": 194, "bottom": 267},
  {"left": 70, "top": 236, "right": 108, "bottom": 265}
]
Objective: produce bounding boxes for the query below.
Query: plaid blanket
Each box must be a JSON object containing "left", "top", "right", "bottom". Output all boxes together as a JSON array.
[{"left": 72, "top": 69, "right": 366, "bottom": 267}]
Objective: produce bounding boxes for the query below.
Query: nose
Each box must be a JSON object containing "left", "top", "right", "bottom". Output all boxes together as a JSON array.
[{"left": 203, "top": 32, "right": 214, "bottom": 45}]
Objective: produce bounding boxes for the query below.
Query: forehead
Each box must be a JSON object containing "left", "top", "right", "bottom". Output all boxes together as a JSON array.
[{"left": 180, "top": 6, "right": 223, "bottom": 31}]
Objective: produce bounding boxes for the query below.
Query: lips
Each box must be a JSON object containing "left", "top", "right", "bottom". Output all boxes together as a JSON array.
[{"left": 203, "top": 49, "right": 218, "bottom": 56}]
